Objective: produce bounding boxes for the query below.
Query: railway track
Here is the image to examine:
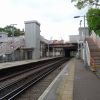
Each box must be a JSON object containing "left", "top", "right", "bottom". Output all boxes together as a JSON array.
[
  {"left": 16, "top": 61, "right": 68, "bottom": 100},
  {"left": 0, "top": 58, "right": 67, "bottom": 100},
  {"left": 0, "top": 58, "right": 60, "bottom": 82},
  {"left": 0, "top": 58, "right": 61, "bottom": 88}
]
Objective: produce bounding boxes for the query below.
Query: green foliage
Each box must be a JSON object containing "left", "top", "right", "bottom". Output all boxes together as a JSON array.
[
  {"left": 86, "top": 8, "right": 100, "bottom": 35},
  {"left": 72, "top": 0, "right": 99, "bottom": 9},
  {"left": 0, "top": 27, "right": 5, "bottom": 32},
  {"left": 0, "top": 25, "right": 24, "bottom": 37}
]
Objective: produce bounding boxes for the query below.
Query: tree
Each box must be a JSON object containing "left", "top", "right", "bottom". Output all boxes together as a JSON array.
[
  {"left": 0, "top": 25, "right": 24, "bottom": 37},
  {"left": 72, "top": 0, "right": 99, "bottom": 9},
  {"left": 0, "top": 27, "right": 5, "bottom": 32},
  {"left": 86, "top": 8, "right": 100, "bottom": 35}
]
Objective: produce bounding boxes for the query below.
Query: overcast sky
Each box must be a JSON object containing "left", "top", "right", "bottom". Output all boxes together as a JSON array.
[{"left": 0, "top": 0, "right": 88, "bottom": 41}]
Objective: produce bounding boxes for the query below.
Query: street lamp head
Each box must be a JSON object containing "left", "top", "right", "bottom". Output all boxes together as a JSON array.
[
  {"left": 74, "top": 16, "right": 80, "bottom": 18},
  {"left": 10, "top": 24, "right": 17, "bottom": 26}
]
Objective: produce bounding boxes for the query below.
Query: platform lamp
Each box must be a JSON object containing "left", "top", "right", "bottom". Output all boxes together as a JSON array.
[
  {"left": 74, "top": 15, "right": 87, "bottom": 66},
  {"left": 74, "top": 15, "right": 85, "bottom": 30}
]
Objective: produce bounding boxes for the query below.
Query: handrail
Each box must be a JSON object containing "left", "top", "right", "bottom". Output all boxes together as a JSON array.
[
  {"left": 86, "top": 40, "right": 96, "bottom": 71},
  {"left": 90, "top": 57, "right": 96, "bottom": 71}
]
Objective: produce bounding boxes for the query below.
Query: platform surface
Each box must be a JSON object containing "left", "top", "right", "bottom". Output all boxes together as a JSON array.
[
  {"left": 0, "top": 57, "right": 58, "bottom": 70},
  {"left": 73, "top": 59, "right": 100, "bottom": 100}
]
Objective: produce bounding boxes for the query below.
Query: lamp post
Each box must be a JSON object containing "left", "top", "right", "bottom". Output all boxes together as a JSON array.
[
  {"left": 48, "top": 42, "right": 49, "bottom": 57},
  {"left": 74, "top": 15, "right": 87, "bottom": 66},
  {"left": 48, "top": 37, "right": 52, "bottom": 57},
  {"left": 10, "top": 24, "right": 17, "bottom": 61},
  {"left": 10, "top": 24, "right": 17, "bottom": 38},
  {"left": 74, "top": 15, "right": 86, "bottom": 30},
  {"left": 80, "top": 20, "right": 82, "bottom": 27}
]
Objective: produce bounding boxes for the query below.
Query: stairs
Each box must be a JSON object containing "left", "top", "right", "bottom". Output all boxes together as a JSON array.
[{"left": 86, "top": 37, "right": 100, "bottom": 77}]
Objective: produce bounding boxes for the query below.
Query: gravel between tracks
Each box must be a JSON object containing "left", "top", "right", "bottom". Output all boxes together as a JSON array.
[
  {"left": 0, "top": 69, "right": 38, "bottom": 88},
  {"left": 0, "top": 60, "right": 58, "bottom": 88}
]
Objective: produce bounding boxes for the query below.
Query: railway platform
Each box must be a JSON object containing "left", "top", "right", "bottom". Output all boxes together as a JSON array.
[
  {"left": 0, "top": 57, "right": 100, "bottom": 100},
  {"left": 0, "top": 57, "right": 58, "bottom": 70},
  {"left": 39, "top": 58, "right": 100, "bottom": 100},
  {"left": 73, "top": 59, "right": 100, "bottom": 100}
]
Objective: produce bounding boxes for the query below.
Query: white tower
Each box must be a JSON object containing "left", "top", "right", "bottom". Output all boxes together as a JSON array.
[{"left": 24, "top": 20, "right": 40, "bottom": 59}]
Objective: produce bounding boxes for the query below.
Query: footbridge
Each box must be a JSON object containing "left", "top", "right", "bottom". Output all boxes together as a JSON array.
[{"left": 48, "top": 42, "right": 77, "bottom": 57}]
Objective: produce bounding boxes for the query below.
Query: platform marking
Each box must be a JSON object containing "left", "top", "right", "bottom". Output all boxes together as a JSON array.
[{"left": 57, "top": 58, "right": 75, "bottom": 100}]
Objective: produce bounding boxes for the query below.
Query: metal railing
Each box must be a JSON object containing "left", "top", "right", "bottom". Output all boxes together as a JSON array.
[
  {"left": 88, "top": 30, "right": 100, "bottom": 71},
  {"left": 85, "top": 37, "right": 96, "bottom": 71}
]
